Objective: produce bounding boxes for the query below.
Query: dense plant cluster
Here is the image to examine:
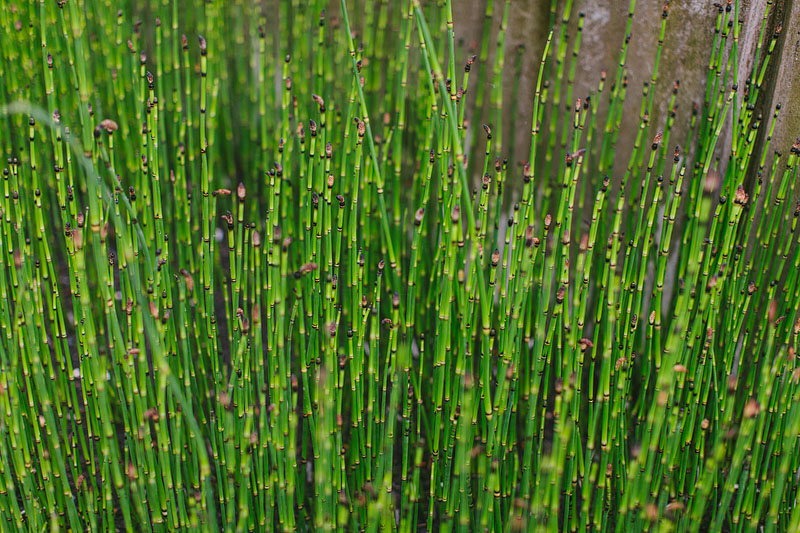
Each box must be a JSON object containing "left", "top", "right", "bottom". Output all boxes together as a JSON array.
[{"left": 0, "top": 0, "right": 798, "bottom": 531}]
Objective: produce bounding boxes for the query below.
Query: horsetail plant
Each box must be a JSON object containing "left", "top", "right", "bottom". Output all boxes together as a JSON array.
[{"left": 0, "top": 0, "right": 799, "bottom": 531}]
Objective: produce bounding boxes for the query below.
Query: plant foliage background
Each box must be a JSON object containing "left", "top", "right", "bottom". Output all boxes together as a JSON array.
[{"left": 0, "top": 0, "right": 799, "bottom": 531}]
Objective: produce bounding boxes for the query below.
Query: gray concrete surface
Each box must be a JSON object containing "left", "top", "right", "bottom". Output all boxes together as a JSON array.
[{"left": 451, "top": 0, "right": 796, "bottom": 196}]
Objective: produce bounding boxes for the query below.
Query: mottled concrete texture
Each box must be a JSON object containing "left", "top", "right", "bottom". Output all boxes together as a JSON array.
[
  {"left": 764, "top": 0, "right": 800, "bottom": 166},
  {"left": 452, "top": 0, "right": 797, "bottom": 196}
]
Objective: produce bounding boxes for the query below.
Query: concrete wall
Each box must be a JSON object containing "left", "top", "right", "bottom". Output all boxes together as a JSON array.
[{"left": 451, "top": 0, "right": 797, "bottom": 194}]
